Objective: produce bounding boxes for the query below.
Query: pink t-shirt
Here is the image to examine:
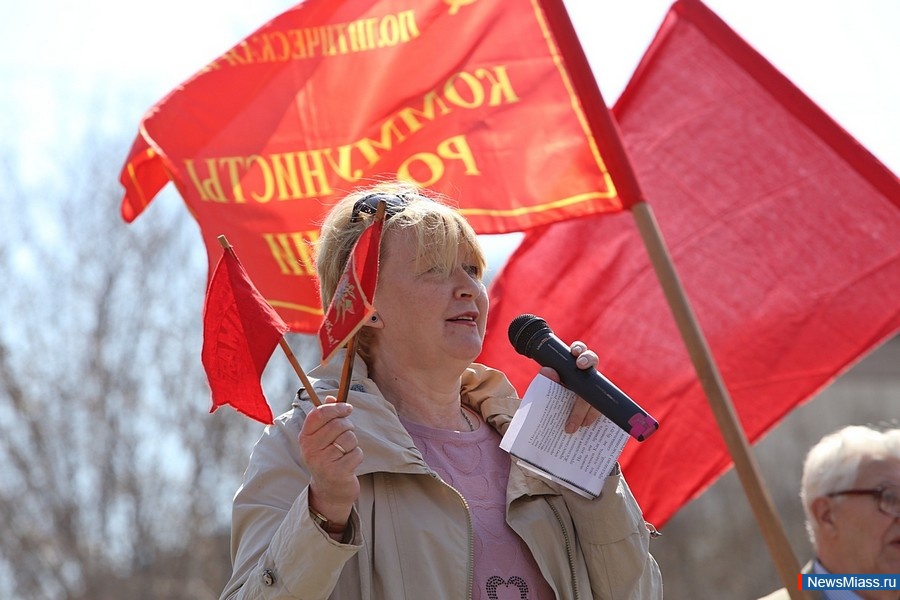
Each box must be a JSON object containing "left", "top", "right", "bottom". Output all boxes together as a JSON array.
[{"left": 401, "top": 413, "right": 555, "bottom": 600}]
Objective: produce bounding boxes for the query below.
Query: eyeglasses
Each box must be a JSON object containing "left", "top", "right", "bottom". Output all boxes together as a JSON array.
[
  {"left": 350, "top": 193, "right": 409, "bottom": 224},
  {"left": 827, "top": 487, "right": 900, "bottom": 518}
]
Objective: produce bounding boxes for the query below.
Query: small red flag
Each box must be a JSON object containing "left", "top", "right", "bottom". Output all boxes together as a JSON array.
[
  {"left": 318, "top": 218, "right": 383, "bottom": 365},
  {"left": 202, "top": 247, "right": 289, "bottom": 424}
]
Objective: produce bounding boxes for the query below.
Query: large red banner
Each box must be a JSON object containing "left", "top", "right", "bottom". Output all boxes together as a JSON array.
[
  {"left": 479, "top": 0, "right": 900, "bottom": 527},
  {"left": 119, "top": 0, "right": 624, "bottom": 333}
]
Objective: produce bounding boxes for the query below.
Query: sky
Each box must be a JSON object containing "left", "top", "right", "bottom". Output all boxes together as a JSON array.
[{"left": 1, "top": 0, "right": 897, "bottom": 258}]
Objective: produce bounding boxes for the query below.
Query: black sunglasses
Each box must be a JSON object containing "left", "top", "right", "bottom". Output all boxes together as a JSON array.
[{"left": 350, "top": 193, "right": 409, "bottom": 224}]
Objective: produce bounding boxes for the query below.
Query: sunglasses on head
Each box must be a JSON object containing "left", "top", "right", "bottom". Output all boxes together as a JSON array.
[{"left": 350, "top": 193, "right": 409, "bottom": 224}]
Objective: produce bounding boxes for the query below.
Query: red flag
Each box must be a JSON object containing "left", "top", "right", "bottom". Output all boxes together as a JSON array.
[
  {"left": 318, "top": 217, "right": 383, "bottom": 364},
  {"left": 479, "top": 0, "right": 900, "bottom": 527},
  {"left": 202, "top": 247, "right": 290, "bottom": 424},
  {"left": 119, "top": 0, "right": 625, "bottom": 333}
]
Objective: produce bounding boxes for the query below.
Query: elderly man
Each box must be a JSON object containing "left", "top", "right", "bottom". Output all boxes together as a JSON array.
[{"left": 760, "top": 425, "right": 900, "bottom": 600}]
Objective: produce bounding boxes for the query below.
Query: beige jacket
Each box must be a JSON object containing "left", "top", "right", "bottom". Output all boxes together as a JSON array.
[{"left": 221, "top": 354, "right": 662, "bottom": 600}]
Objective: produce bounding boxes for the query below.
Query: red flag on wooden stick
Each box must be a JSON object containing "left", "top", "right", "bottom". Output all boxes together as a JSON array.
[
  {"left": 318, "top": 216, "right": 384, "bottom": 365},
  {"left": 202, "top": 244, "right": 290, "bottom": 424},
  {"left": 479, "top": 0, "right": 900, "bottom": 527}
]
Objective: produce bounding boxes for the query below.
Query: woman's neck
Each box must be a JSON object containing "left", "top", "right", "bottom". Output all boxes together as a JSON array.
[
  {"left": 372, "top": 367, "right": 470, "bottom": 430},
  {"left": 367, "top": 342, "right": 479, "bottom": 429}
]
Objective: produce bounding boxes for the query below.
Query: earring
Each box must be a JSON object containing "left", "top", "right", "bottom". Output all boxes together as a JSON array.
[{"left": 370, "top": 314, "right": 378, "bottom": 322}]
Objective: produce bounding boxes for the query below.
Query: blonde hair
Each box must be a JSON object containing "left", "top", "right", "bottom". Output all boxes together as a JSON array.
[{"left": 315, "top": 181, "right": 486, "bottom": 366}]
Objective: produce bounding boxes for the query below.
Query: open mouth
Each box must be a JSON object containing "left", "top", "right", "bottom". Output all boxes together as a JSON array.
[{"left": 448, "top": 313, "right": 478, "bottom": 323}]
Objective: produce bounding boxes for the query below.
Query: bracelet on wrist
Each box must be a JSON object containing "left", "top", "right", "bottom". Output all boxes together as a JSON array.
[{"left": 309, "top": 507, "right": 347, "bottom": 535}]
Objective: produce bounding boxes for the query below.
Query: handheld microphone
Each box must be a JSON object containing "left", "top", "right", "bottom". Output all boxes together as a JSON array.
[{"left": 508, "top": 314, "right": 659, "bottom": 442}]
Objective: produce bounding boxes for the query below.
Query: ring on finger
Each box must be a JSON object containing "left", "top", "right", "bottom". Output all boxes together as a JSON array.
[{"left": 332, "top": 441, "right": 348, "bottom": 455}]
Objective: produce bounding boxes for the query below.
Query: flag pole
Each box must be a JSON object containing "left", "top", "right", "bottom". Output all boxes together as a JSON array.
[
  {"left": 335, "top": 336, "right": 358, "bottom": 404},
  {"left": 278, "top": 338, "right": 321, "bottom": 407},
  {"left": 537, "top": 1, "right": 805, "bottom": 597},
  {"left": 217, "top": 235, "right": 321, "bottom": 407},
  {"left": 335, "top": 200, "right": 388, "bottom": 403},
  {"left": 629, "top": 203, "right": 809, "bottom": 595}
]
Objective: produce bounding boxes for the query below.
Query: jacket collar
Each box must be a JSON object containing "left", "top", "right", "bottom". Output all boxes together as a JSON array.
[{"left": 292, "top": 350, "right": 522, "bottom": 476}]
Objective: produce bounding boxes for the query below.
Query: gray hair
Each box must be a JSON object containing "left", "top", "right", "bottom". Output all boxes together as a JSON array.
[{"left": 801, "top": 424, "right": 900, "bottom": 545}]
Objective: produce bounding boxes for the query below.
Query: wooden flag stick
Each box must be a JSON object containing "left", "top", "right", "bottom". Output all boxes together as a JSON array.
[
  {"left": 217, "top": 235, "right": 321, "bottom": 407},
  {"left": 630, "top": 203, "right": 805, "bottom": 598},
  {"left": 335, "top": 335, "right": 358, "bottom": 404},
  {"left": 279, "top": 338, "right": 321, "bottom": 407},
  {"left": 536, "top": 1, "right": 806, "bottom": 596}
]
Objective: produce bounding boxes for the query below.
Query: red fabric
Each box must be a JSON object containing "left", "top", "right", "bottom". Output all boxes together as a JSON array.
[
  {"left": 536, "top": 0, "right": 647, "bottom": 209},
  {"left": 118, "top": 0, "right": 627, "bottom": 333},
  {"left": 479, "top": 0, "right": 900, "bottom": 526},
  {"left": 202, "top": 248, "right": 290, "bottom": 424},
  {"left": 318, "top": 217, "right": 383, "bottom": 364}
]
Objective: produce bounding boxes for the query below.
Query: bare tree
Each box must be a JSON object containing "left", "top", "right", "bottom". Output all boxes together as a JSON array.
[{"left": 0, "top": 115, "right": 314, "bottom": 599}]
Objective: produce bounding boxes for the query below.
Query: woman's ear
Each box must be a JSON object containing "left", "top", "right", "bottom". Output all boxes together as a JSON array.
[{"left": 364, "top": 312, "right": 384, "bottom": 328}]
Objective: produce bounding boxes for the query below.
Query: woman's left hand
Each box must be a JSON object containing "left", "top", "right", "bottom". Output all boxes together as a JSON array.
[{"left": 539, "top": 341, "right": 602, "bottom": 434}]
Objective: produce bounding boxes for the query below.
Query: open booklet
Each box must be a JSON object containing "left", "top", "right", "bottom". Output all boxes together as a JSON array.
[{"left": 500, "top": 374, "right": 629, "bottom": 499}]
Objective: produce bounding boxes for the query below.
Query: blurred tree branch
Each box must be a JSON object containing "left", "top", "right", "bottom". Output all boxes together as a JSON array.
[{"left": 0, "top": 122, "right": 313, "bottom": 599}]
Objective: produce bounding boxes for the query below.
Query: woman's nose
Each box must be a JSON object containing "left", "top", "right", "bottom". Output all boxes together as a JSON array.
[{"left": 454, "top": 267, "right": 481, "bottom": 298}]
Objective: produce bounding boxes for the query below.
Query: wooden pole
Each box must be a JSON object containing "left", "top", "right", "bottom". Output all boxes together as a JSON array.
[
  {"left": 217, "top": 235, "right": 321, "bottom": 407},
  {"left": 536, "top": 1, "right": 806, "bottom": 596},
  {"left": 278, "top": 338, "right": 321, "bottom": 407},
  {"left": 630, "top": 202, "right": 805, "bottom": 598},
  {"left": 336, "top": 335, "right": 358, "bottom": 404}
]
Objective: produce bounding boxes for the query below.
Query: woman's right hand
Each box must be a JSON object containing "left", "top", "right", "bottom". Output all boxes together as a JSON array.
[{"left": 298, "top": 395, "right": 363, "bottom": 533}]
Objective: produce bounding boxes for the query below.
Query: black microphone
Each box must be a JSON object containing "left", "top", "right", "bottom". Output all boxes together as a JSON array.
[{"left": 508, "top": 314, "right": 659, "bottom": 442}]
